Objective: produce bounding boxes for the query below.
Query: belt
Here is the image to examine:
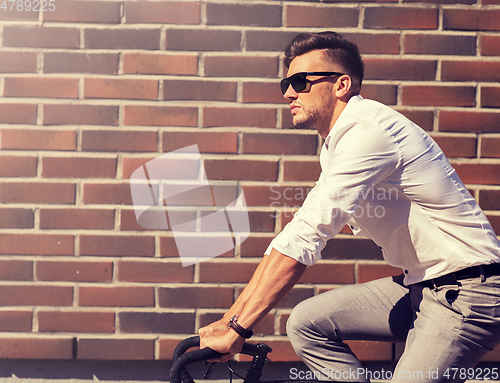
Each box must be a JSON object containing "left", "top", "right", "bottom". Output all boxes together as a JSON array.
[{"left": 417, "top": 263, "right": 500, "bottom": 289}]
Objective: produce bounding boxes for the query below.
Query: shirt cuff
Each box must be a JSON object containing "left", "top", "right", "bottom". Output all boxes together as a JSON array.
[{"left": 264, "top": 231, "right": 321, "bottom": 267}]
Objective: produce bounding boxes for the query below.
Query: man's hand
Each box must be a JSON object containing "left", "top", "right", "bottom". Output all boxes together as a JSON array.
[
  {"left": 198, "top": 318, "right": 227, "bottom": 338},
  {"left": 199, "top": 327, "right": 245, "bottom": 363}
]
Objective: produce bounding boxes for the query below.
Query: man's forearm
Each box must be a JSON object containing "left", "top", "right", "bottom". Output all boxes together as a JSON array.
[{"left": 235, "top": 248, "right": 307, "bottom": 331}]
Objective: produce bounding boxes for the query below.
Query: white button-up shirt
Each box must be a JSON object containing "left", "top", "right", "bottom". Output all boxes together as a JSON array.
[{"left": 266, "top": 95, "right": 500, "bottom": 285}]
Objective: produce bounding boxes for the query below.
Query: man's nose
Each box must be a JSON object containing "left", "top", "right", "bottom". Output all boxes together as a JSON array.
[{"left": 283, "top": 84, "right": 298, "bottom": 100}]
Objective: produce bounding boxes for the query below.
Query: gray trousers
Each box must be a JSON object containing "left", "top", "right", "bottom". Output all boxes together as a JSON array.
[{"left": 287, "top": 273, "right": 500, "bottom": 382}]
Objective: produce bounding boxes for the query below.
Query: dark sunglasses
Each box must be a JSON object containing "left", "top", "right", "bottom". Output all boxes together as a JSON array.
[{"left": 280, "top": 71, "right": 345, "bottom": 95}]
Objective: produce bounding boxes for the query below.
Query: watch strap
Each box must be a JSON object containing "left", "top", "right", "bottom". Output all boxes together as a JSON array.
[{"left": 227, "top": 315, "right": 253, "bottom": 339}]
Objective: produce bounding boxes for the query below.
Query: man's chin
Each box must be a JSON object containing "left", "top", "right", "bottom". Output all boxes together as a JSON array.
[{"left": 292, "top": 118, "right": 315, "bottom": 130}]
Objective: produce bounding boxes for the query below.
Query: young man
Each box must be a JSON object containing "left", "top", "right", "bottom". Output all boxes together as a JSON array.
[{"left": 199, "top": 32, "right": 500, "bottom": 382}]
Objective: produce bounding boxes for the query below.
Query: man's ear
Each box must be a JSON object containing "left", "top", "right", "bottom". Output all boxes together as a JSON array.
[{"left": 335, "top": 75, "right": 353, "bottom": 99}]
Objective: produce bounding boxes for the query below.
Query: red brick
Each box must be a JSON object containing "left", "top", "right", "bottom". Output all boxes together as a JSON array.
[
  {"left": 0, "top": 286, "right": 73, "bottom": 306},
  {"left": 402, "top": 85, "right": 476, "bottom": 107},
  {"left": 0, "top": 104, "right": 37, "bottom": 124},
  {"left": 441, "top": 60, "right": 500, "bottom": 82},
  {"left": 346, "top": 340, "right": 393, "bottom": 361},
  {"left": 481, "top": 344, "right": 500, "bottom": 362},
  {"left": 36, "top": 261, "right": 112, "bottom": 282},
  {"left": 159, "top": 236, "right": 235, "bottom": 258},
  {"left": 123, "top": 106, "right": 197, "bottom": 127},
  {"left": 242, "top": 82, "right": 286, "bottom": 104},
  {"left": 78, "top": 339, "right": 154, "bottom": 360},
  {"left": 162, "top": 131, "right": 238, "bottom": 154},
  {"left": 240, "top": 236, "right": 273, "bottom": 257},
  {"left": 431, "top": 134, "right": 477, "bottom": 158},
  {"left": 123, "top": 53, "right": 198, "bottom": 75},
  {"left": 0, "top": 311, "right": 32, "bottom": 331},
  {"left": 443, "top": 9, "right": 500, "bottom": 31},
  {"left": 0, "top": 52, "right": 37, "bottom": 73},
  {"left": 125, "top": 1, "right": 200, "bottom": 24},
  {"left": 4, "top": 77, "right": 79, "bottom": 99},
  {"left": 481, "top": 136, "right": 500, "bottom": 158},
  {"left": 255, "top": 339, "right": 299, "bottom": 362},
  {"left": 204, "top": 159, "right": 278, "bottom": 181},
  {"left": 158, "top": 338, "right": 187, "bottom": 360},
  {"left": 393, "top": 109, "right": 434, "bottom": 132},
  {"left": 452, "top": 163, "right": 500, "bottom": 185},
  {"left": 1, "top": 129, "right": 76, "bottom": 151},
  {"left": 163, "top": 79, "right": 237, "bottom": 101},
  {"left": 83, "top": 183, "right": 132, "bottom": 205},
  {"left": 365, "top": 7, "right": 438, "bottom": 29},
  {"left": 357, "top": 262, "right": 403, "bottom": 283},
  {"left": 207, "top": 3, "right": 280, "bottom": 26},
  {"left": 199, "top": 261, "right": 259, "bottom": 283},
  {"left": 42, "top": 157, "right": 117, "bottom": 179},
  {"left": 0, "top": 156, "right": 36, "bottom": 177},
  {"left": 0, "top": 208, "right": 34, "bottom": 229},
  {"left": 40, "top": 208, "right": 114, "bottom": 230},
  {"left": 364, "top": 58, "right": 437, "bottom": 80},
  {"left": 0, "top": 233, "right": 74, "bottom": 256},
  {"left": 300, "top": 261, "right": 355, "bottom": 284},
  {"left": 0, "top": 7, "right": 38, "bottom": 20},
  {"left": 322, "top": 238, "right": 383, "bottom": 261},
  {"left": 286, "top": 6, "right": 358, "bottom": 28},
  {"left": 481, "top": 86, "right": 500, "bottom": 108},
  {"left": 0, "top": 182, "right": 75, "bottom": 204},
  {"left": 481, "top": 35, "right": 500, "bottom": 56},
  {"left": 479, "top": 189, "right": 500, "bottom": 210},
  {"left": 38, "top": 311, "right": 115, "bottom": 333},
  {"left": 43, "top": 1, "right": 120, "bottom": 23},
  {"left": 79, "top": 286, "right": 154, "bottom": 307},
  {"left": 486, "top": 214, "right": 500, "bottom": 235},
  {"left": 43, "top": 105, "right": 118, "bottom": 126},
  {"left": 343, "top": 32, "right": 400, "bottom": 54},
  {"left": 80, "top": 235, "right": 154, "bottom": 257},
  {"left": 44, "top": 52, "right": 119, "bottom": 74},
  {"left": 203, "top": 107, "right": 276, "bottom": 128},
  {"left": 0, "top": 260, "right": 32, "bottom": 280},
  {"left": 404, "top": 34, "right": 476, "bottom": 55},
  {"left": 82, "top": 130, "right": 158, "bottom": 152},
  {"left": 158, "top": 287, "right": 233, "bottom": 308},
  {"left": 119, "top": 312, "right": 195, "bottom": 334},
  {"left": 241, "top": 132, "right": 318, "bottom": 155},
  {"left": 283, "top": 160, "right": 321, "bottom": 182},
  {"left": 84, "top": 28, "right": 160, "bottom": 50},
  {"left": 204, "top": 56, "right": 279, "bottom": 78},
  {"left": 439, "top": 110, "right": 500, "bottom": 133},
  {"left": 242, "top": 185, "right": 312, "bottom": 207},
  {"left": 360, "top": 84, "right": 397, "bottom": 105},
  {"left": 118, "top": 260, "right": 194, "bottom": 283},
  {"left": 84, "top": 78, "right": 158, "bottom": 100},
  {"left": 3, "top": 26, "right": 79, "bottom": 48},
  {"left": 0, "top": 338, "right": 73, "bottom": 359},
  {"left": 166, "top": 29, "right": 241, "bottom": 51},
  {"left": 246, "top": 30, "right": 310, "bottom": 52}
]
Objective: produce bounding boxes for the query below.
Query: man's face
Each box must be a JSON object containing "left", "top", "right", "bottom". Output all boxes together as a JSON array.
[{"left": 283, "top": 50, "right": 342, "bottom": 137}]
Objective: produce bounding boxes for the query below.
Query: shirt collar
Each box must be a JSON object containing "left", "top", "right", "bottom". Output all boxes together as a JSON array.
[{"left": 324, "top": 95, "right": 363, "bottom": 150}]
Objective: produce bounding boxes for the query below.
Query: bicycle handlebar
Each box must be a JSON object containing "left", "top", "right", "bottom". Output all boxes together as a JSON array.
[{"left": 170, "top": 336, "right": 273, "bottom": 383}]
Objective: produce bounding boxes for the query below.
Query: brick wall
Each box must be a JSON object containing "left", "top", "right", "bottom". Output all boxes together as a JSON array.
[{"left": 0, "top": 0, "right": 499, "bottom": 366}]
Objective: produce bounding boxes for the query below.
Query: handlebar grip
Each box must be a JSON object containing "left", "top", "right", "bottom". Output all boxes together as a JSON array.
[{"left": 170, "top": 336, "right": 223, "bottom": 383}]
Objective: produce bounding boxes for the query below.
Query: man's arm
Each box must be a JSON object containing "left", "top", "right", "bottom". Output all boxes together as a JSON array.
[{"left": 199, "top": 247, "right": 307, "bottom": 358}]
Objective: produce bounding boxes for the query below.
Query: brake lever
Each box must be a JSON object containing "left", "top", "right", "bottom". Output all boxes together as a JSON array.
[{"left": 204, "top": 361, "right": 217, "bottom": 379}]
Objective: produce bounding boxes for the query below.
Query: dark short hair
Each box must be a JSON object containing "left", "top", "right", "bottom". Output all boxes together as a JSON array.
[{"left": 284, "top": 32, "right": 364, "bottom": 86}]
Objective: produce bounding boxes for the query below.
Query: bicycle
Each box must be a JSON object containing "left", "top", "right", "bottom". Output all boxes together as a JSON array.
[{"left": 169, "top": 336, "right": 364, "bottom": 383}]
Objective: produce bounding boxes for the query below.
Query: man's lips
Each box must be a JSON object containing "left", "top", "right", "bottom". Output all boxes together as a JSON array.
[{"left": 290, "top": 104, "right": 300, "bottom": 114}]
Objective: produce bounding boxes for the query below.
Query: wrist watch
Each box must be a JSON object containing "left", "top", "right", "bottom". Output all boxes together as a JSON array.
[{"left": 227, "top": 315, "right": 253, "bottom": 339}]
